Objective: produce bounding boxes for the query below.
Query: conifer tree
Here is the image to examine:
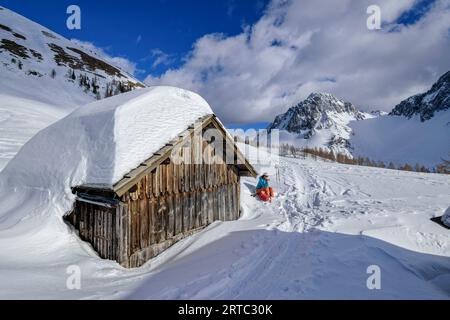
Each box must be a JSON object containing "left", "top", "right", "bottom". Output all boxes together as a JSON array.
[{"left": 402, "top": 164, "right": 413, "bottom": 171}]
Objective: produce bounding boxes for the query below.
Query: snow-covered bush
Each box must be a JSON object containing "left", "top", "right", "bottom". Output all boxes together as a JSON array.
[{"left": 441, "top": 206, "right": 450, "bottom": 227}]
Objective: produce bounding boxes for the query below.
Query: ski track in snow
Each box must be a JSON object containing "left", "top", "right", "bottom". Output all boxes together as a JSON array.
[{"left": 0, "top": 149, "right": 449, "bottom": 299}]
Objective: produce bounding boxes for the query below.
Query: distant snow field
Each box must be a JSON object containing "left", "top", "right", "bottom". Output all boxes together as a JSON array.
[{"left": 350, "top": 111, "right": 450, "bottom": 168}]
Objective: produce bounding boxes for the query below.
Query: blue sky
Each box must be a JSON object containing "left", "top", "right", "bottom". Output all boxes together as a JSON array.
[
  {"left": 396, "top": 0, "right": 436, "bottom": 25},
  {"left": 0, "top": 0, "right": 268, "bottom": 79}
]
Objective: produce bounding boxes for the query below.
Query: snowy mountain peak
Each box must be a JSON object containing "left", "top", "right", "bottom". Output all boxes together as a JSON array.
[
  {"left": 304, "top": 92, "right": 363, "bottom": 115},
  {"left": 390, "top": 70, "right": 450, "bottom": 121},
  {"left": 267, "top": 92, "right": 369, "bottom": 156},
  {"left": 268, "top": 92, "right": 366, "bottom": 134},
  {"left": 0, "top": 6, "right": 144, "bottom": 108},
  {"left": 305, "top": 92, "right": 357, "bottom": 113}
]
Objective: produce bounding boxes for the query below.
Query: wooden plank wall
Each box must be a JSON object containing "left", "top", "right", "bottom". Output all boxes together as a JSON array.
[{"left": 66, "top": 202, "right": 117, "bottom": 261}]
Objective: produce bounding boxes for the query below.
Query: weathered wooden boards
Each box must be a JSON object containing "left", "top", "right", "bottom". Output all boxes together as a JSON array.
[
  {"left": 121, "top": 159, "right": 241, "bottom": 267},
  {"left": 66, "top": 202, "right": 116, "bottom": 261}
]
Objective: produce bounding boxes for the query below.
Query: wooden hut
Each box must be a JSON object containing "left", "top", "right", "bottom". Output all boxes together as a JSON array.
[{"left": 65, "top": 113, "right": 257, "bottom": 268}]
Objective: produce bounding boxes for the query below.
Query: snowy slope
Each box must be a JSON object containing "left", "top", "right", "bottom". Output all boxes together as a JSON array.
[
  {"left": 128, "top": 150, "right": 450, "bottom": 299},
  {"left": 350, "top": 110, "right": 450, "bottom": 168},
  {"left": 0, "top": 6, "right": 144, "bottom": 108},
  {"left": 268, "top": 93, "right": 372, "bottom": 156},
  {"left": 0, "top": 6, "right": 147, "bottom": 172},
  {"left": 0, "top": 146, "right": 448, "bottom": 299}
]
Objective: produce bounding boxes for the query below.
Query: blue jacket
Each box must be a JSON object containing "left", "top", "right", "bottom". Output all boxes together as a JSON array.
[{"left": 256, "top": 177, "right": 269, "bottom": 190}]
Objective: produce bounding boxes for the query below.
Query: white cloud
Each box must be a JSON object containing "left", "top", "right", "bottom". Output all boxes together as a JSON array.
[
  {"left": 147, "top": 48, "right": 176, "bottom": 69},
  {"left": 136, "top": 35, "right": 142, "bottom": 44},
  {"left": 145, "top": 0, "right": 450, "bottom": 124},
  {"left": 70, "top": 39, "right": 140, "bottom": 76}
]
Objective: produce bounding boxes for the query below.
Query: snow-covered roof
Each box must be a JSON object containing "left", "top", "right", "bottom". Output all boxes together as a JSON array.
[{"left": 1, "top": 86, "right": 213, "bottom": 190}]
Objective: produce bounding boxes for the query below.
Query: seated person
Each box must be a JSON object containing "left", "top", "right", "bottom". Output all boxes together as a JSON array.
[{"left": 256, "top": 173, "right": 275, "bottom": 202}]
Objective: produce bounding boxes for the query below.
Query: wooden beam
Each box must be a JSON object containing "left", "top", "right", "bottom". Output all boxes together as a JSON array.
[{"left": 209, "top": 116, "right": 258, "bottom": 177}]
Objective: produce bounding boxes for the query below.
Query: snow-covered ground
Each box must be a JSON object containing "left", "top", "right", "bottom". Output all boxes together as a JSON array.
[{"left": 0, "top": 152, "right": 448, "bottom": 299}]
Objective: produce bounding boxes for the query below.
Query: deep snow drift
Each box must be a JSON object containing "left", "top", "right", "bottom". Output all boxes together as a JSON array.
[{"left": 0, "top": 94, "right": 66, "bottom": 171}]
